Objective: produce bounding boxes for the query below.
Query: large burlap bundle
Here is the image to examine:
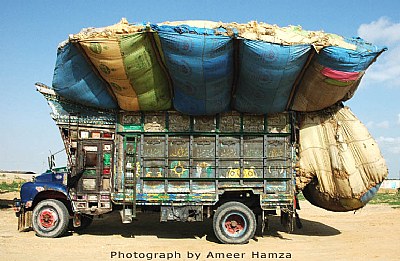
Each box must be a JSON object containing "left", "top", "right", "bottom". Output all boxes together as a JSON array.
[
  {"left": 69, "top": 19, "right": 172, "bottom": 111},
  {"left": 297, "top": 105, "right": 387, "bottom": 211}
]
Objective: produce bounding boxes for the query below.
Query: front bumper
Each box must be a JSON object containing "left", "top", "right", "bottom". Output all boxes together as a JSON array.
[
  {"left": 14, "top": 198, "right": 32, "bottom": 231},
  {"left": 13, "top": 198, "right": 21, "bottom": 216}
]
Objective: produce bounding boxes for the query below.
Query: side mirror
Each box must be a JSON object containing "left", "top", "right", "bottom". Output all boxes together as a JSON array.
[{"left": 48, "top": 154, "right": 55, "bottom": 171}]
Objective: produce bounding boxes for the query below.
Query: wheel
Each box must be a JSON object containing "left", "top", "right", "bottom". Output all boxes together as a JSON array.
[
  {"left": 213, "top": 201, "right": 256, "bottom": 244},
  {"left": 32, "top": 199, "right": 69, "bottom": 238}
]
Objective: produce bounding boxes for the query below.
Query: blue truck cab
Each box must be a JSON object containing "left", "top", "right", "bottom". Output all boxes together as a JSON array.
[
  {"left": 14, "top": 168, "right": 73, "bottom": 234},
  {"left": 16, "top": 168, "right": 69, "bottom": 207}
]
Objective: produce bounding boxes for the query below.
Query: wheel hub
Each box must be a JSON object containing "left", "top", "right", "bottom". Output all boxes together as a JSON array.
[
  {"left": 224, "top": 214, "right": 245, "bottom": 235},
  {"left": 39, "top": 209, "right": 58, "bottom": 228}
]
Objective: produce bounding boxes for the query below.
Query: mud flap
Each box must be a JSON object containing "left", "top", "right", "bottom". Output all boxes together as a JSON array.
[
  {"left": 73, "top": 213, "right": 81, "bottom": 227},
  {"left": 18, "top": 209, "right": 33, "bottom": 231}
]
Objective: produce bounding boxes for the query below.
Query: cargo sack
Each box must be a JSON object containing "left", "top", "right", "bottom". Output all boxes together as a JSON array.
[
  {"left": 52, "top": 42, "right": 118, "bottom": 110},
  {"left": 234, "top": 40, "right": 311, "bottom": 113},
  {"left": 297, "top": 105, "right": 387, "bottom": 212},
  {"left": 291, "top": 38, "right": 386, "bottom": 112},
  {"left": 156, "top": 24, "right": 233, "bottom": 115},
  {"left": 53, "top": 19, "right": 386, "bottom": 114},
  {"left": 76, "top": 32, "right": 171, "bottom": 111}
]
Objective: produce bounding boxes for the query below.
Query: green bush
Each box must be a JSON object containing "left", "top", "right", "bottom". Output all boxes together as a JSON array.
[
  {"left": 297, "top": 191, "right": 400, "bottom": 207},
  {"left": 0, "top": 181, "right": 24, "bottom": 193},
  {"left": 369, "top": 192, "right": 400, "bottom": 206}
]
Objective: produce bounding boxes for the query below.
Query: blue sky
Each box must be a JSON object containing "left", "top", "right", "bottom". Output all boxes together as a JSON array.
[{"left": 1, "top": 0, "right": 399, "bottom": 178}]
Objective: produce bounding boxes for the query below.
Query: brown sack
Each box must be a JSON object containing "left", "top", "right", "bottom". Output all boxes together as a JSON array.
[
  {"left": 291, "top": 62, "right": 362, "bottom": 112},
  {"left": 297, "top": 105, "right": 387, "bottom": 211}
]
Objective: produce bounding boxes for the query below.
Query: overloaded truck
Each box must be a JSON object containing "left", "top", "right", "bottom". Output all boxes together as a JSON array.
[
  {"left": 16, "top": 84, "right": 299, "bottom": 244},
  {"left": 14, "top": 19, "right": 388, "bottom": 244}
]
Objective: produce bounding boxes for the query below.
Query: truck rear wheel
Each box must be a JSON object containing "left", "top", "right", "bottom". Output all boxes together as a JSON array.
[
  {"left": 213, "top": 201, "right": 256, "bottom": 244},
  {"left": 32, "top": 199, "right": 69, "bottom": 238}
]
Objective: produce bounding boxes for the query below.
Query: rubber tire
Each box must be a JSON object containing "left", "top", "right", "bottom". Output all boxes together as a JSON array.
[
  {"left": 32, "top": 199, "right": 69, "bottom": 238},
  {"left": 213, "top": 201, "right": 256, "bottom": 244}
]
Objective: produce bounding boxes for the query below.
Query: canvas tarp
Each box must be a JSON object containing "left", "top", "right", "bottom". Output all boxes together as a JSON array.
[
  {"left": 155, "top": 25, "right": 233, "bottom": 115},
  {"left": 291, "top": 38, "right": 385, "bottom": 111},
  {"left": 234, "top": 40, "right": 311, "bottom": 113},
  {"left": 52, "top": 42, "right": 118, "bottom": 110},
  {"left": 296, "top": 105, "right": 388, "bottom": 211},
  {"left": 75, "top": 32, "right": 171, "bottom": 111},
  {"left": 51, "top": 19, "right": 386, "bottom": 114}
]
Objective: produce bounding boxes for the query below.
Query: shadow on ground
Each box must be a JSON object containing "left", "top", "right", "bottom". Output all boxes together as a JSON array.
[
  {"left": 0, "top": 198, "right": 15, "bottom": 209},
  {"left": 73, "top": 211, "right": 340, "bottom": 243}
]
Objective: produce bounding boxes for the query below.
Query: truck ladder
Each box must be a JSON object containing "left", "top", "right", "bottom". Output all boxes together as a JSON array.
[
  {"left": 66, "top": 113, "right": 80, "bottom": 171},
  {"left": 121, "top": 135, "right": 137, "bottom": 223}
]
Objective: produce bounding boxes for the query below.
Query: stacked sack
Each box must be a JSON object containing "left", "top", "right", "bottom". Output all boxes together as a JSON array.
[
  {"left": 297, "top": 105, "right": 388, "bottom": 211},
  {"left": 54, "top": 19, "right": 171, "bottom": 111},
  {"left": 291, "top": 38, "right": 385, "bottom": 112}
]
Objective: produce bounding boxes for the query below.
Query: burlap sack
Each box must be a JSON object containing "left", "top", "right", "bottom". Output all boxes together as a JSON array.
[{"left": 297, "top": 105, "right": 387, "bottom": 211}]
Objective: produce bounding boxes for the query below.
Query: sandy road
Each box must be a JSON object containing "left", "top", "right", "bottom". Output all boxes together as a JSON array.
[{"left": 1, "top": 191, "right": 399, "bottom": 261}]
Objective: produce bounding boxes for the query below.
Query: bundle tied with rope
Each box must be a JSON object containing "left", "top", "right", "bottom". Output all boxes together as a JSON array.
[{"left": 296, "top": 104, "right": 387, "bottom": 212}]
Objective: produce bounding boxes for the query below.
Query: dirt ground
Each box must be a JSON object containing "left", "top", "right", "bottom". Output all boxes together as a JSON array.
[{"left": 1, "top": 191, "right": 399, "bottom": 261}]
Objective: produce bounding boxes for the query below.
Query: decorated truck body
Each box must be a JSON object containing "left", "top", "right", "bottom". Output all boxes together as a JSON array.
[
  {"left": 14, "top": 19, "right": 388, "bottom": 244},
  {"left": 15, "top": 84, "right": 298, "bottom": 244}
]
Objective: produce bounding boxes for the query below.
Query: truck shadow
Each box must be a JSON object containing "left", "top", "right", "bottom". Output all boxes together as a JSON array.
[
  {"left": 0, "top": 197, "right": 15, "bottom": 209},
  {"left": 260, "top": 215, "right": 341, "bottom": 239},
  {"left": 74, "top": 211, "right": 340, "bottom": 242}
]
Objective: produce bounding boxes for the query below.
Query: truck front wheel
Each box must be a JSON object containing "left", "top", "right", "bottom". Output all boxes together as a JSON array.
[
  {"left": 213, "top": 201, "right": 256, "bottom": 244},
  {"left": 32, "top": 199, "right": 69, "bottom": 238}
]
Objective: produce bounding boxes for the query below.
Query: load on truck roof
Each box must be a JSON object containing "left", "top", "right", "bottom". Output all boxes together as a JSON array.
[
  {"left": 51, "top": 18, "right": 386, "bottom": 115},
  {"left": 36, "top": 19, "right": 388, "bottom": 214}
]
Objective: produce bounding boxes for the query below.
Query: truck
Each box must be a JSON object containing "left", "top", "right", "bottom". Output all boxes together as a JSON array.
[{"left": 14, "top": 84, "right": 300, "bottom": 244}]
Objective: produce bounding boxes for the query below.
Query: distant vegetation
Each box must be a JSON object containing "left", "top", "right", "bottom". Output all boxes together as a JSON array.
[
  {"left": 0, "top": 181, "right": 24, "bottom": 193},
  {"left": 369, "top": 192, "right": 400, "bottom": 207},
  {"left": 298, "top": 191, "right": 400, "bottom": 208}
]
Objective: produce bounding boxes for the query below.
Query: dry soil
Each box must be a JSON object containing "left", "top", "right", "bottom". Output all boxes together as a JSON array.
[{"left": 1, "top": 191, "right": 399, "bottom": 261}]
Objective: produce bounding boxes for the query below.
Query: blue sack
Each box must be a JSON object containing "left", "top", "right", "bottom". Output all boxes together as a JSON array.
[
  {"left": 157, "top": 25, "right": 233, "bottom": 115},
  {"left": 234, "top": 40, "right": 311, "bottom": 114},
  {"left": 52, "top": 42, "right": 118, "bottom": 110},
  {"left": 317, "top": 37, "right": 387, "bottom": 72}
]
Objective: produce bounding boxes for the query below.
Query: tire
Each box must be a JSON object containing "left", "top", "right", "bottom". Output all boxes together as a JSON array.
[
  {"left": 32, "top": 199, "right": 69, "bottom": 238},
  {"left": 213, "top": 201, "right": 256, "bottom": 244}
]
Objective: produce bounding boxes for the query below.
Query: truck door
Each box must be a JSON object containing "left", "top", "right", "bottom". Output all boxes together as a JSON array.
[{"left": 77, "top": 140, "right": 114, "bottom": 193}]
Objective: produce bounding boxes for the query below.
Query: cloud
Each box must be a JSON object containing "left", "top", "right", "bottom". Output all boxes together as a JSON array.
[
  {"left": 357, "top": 17, "right": 400, "bottom": 89},
  {"left": 366, "top": 120, "right": 390, "bottom": 129},
  {"left": 376, "top": 121, "right": 390, "bottom": 129},
  {"left": 358, "top": 17, "right": 400, "bottom": 45},
  {"left": 377, "top": 136, "right": 400, "bottom": 154},
  {"left": 398, "top": 113, "right": 400, "bottom": 125},
  {"left": 365, "top": 121, "right": 374, "bottom": 128},
  {"left": 375, "top": 136, "right": 400, "bottom": 177}
]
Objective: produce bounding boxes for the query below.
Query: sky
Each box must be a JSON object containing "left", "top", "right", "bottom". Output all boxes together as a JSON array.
[{"left": 0, "top": 0, "right": 399, "bottom": 178}]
